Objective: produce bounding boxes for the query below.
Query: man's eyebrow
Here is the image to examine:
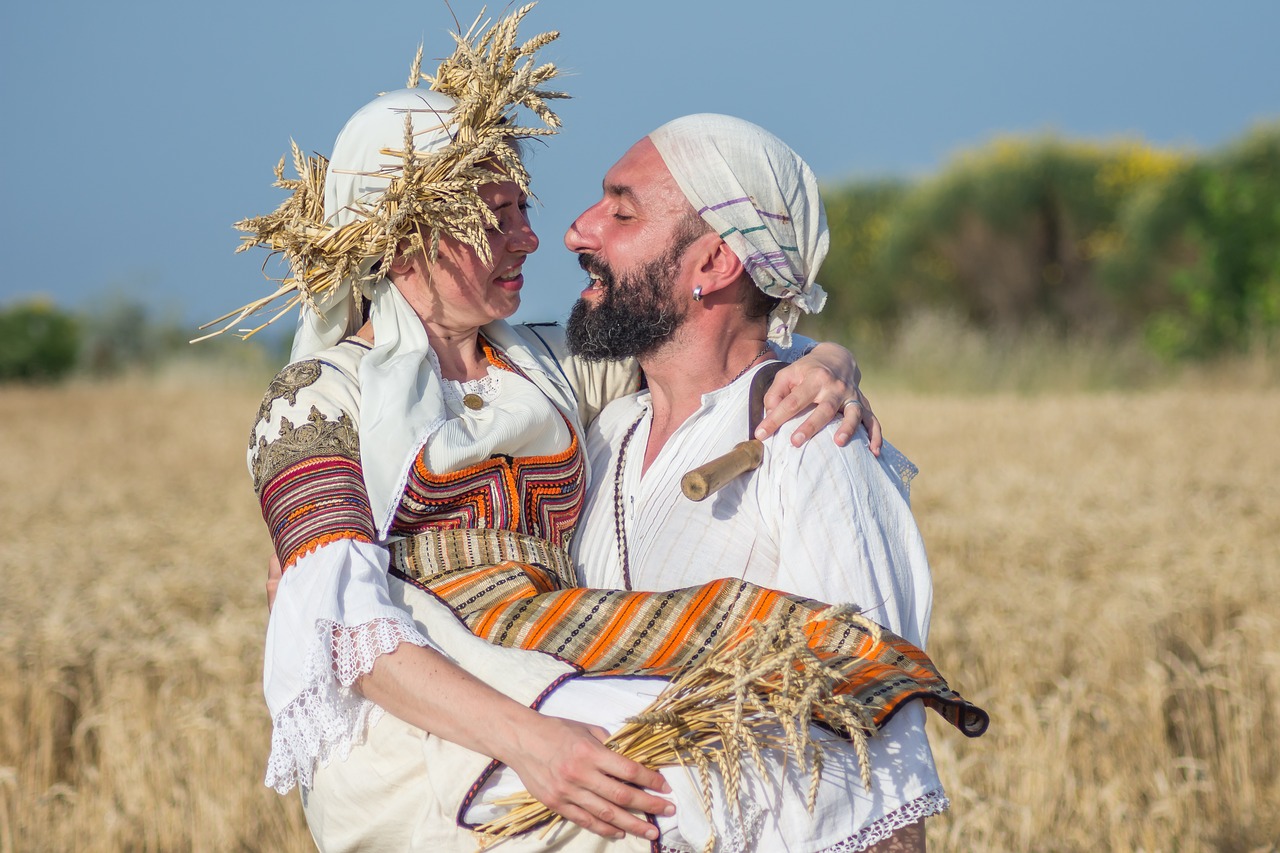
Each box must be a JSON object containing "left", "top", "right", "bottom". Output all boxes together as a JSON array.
[{"left": 604, "top": 182, "right": 637, "bottom": 201}]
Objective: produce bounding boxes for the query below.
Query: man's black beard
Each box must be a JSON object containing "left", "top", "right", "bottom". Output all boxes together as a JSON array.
[{"left": 565, "top": 248, "right": 688, "bottom": 361}]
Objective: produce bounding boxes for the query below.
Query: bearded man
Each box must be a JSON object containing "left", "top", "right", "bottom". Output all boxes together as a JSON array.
[{"left": 558, "top": 114, "right": 950, "bottom": 852}]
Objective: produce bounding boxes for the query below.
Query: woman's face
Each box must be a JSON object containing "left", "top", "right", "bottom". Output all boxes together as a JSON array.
[{"left": 399, "top": 179, "right": 539, "bottom": 330}]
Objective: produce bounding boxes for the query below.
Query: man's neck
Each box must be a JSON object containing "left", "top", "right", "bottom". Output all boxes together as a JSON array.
[{"left": 636, "top": 326, "right": 770, "bottom": 473}]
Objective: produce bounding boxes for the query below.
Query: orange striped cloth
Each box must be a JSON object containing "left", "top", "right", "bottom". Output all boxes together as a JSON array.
[{"left": 390, "top": 532, "right": 988, "bottom": 738}]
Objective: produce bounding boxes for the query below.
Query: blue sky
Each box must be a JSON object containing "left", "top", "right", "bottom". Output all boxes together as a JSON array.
[{"left": 2, "top": 0, "right": 1277, "bottom": 332}]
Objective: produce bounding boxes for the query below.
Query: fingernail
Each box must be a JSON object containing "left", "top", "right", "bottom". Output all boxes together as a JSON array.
[
  {"left": 754, "top": 428, "right": 766, "bottom": 440},
  {"left": 792, "top": 433, "right": 805, "bottom": 446},
  {"left": 663, "top": 805, "right": 676, "bottom": 816}
]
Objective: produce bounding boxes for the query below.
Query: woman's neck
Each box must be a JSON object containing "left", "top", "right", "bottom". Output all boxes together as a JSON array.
[
  {"left": 384, "top": 270, "right": 493, "bottom": 381},
  {"left": 426, "top": 322, "right": 490, "bottom": 382}
]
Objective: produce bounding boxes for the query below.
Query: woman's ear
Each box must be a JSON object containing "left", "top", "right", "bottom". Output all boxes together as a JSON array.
[{"left": 388, "top": 237, "right": 416, "bottom": 276}]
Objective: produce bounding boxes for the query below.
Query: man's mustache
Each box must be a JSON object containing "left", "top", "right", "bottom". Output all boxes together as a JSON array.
[{"left": 577, "top": 252, "right": 608, "bottom": 281}]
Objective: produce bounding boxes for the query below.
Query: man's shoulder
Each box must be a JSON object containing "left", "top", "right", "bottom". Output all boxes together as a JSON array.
[
  {"left": 764, "top": 418, "right": 918, "bottom": 504},
  {"left": 513, "top": 321, "right": 565, "bottom": 343}
]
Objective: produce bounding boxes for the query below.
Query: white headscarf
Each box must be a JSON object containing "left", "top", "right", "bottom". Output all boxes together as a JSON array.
[
  {"left": 290, "top": 89, "right": 459, "bottom": 539},
  {"left": 290, "top": 89, "right": 458, "bottom": 359},
  {"left": 648, "top": 114, "right": 829, "bottom": 347}
]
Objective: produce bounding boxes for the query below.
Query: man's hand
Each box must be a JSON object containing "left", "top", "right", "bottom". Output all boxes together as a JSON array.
[
  {"left": 756, "top": 342, "right": 882, "bottom": 454},
  {"left": 266, "top": 553, "right": 282, "bottom": 611},
  {"left": 502, "top": 713, "right": 674, "bottom": 841}
]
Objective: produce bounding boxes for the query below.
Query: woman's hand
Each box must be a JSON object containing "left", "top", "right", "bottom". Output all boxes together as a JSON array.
[{"left": 756, "top": 342, "right": 882, "bottom": 454}]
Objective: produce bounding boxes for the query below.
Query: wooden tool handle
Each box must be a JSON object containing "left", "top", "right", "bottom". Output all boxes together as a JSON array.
[{"left": 680, "top": 440, "right": 765, "bottom": 501}]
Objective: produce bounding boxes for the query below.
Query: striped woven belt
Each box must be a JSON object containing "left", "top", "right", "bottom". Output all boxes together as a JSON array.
[{"left": 387, "top": 528, "right": 576, "bottom": 589}]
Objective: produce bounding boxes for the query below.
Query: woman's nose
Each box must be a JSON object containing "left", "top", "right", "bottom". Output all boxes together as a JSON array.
[{"left": 509, "top": 215, "right": 539, "bottom": 255}]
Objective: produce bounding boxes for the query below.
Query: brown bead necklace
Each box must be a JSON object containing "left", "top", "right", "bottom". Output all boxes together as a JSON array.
[{"left": 611, "top": 343, "right": 772, "bottom": 589}]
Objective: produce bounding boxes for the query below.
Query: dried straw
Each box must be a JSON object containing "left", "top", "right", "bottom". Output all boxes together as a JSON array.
[
  {"left": 198, "top": 3, "right": 565, "bottom": 342},
  {"left": 474, "top": 607, "right": 885, "bottom": 849}
]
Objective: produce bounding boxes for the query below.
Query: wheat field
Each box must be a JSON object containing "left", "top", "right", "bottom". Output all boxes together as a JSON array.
[{"left": 1, "top": 379, "right": 1276, "bottom": 852}]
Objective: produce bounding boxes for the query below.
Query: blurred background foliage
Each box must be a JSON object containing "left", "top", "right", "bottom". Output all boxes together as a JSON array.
[
  {"left": 0, "top": 295, "right": 290, "bottom": 385},
  {"left": 0, "top": 299, "right": 81, "bottom": 382},
  {"left": 3, "top": 123, "right": 1278, "bottom": 388},
  {"left": 808, "top": 122, "right": 1280, "bottom": 388}
]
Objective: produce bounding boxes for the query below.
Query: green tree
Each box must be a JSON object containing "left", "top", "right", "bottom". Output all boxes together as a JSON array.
[
  {"left": 810, "top": 180, "right": 906, "bottom": 340},
  {"left": 77, "top": 295, "right": 191, "bottom": 376},
  {"left": 0, "top": 299, "right": 81, "bottom": 382},
  {"left": 877, "top": 136, "right": 1186, "bottom": 334},
  {"left": 1103, "top": 124, "right": 1280, "bottom": 357}
]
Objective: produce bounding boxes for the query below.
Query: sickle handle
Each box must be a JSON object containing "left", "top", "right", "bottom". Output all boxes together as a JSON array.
[{"left": 680, "top": 440, "right": 765, "bottom": 501}]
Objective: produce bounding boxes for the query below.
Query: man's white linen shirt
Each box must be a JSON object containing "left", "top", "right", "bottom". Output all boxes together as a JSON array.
[
  {"left": 561, "top": 361, "right": 946, "bottom": 852},
  {"left": 572, "top": 362, "right": 932, "bottom": 650}
]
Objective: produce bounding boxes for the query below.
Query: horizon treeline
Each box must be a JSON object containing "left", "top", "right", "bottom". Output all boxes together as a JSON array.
[{"left": 811, "top": 122, "right": 1280, "bottom": 361}]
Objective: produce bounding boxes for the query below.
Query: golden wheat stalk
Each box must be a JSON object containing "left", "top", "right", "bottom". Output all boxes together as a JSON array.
[{"left": 474, "top": 608, "right": 882, "bottom": 846}]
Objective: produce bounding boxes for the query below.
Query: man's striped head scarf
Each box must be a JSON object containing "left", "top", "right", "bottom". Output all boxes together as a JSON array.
[{"left": 648, "top": 114, "right": 829, "bottom": 347}]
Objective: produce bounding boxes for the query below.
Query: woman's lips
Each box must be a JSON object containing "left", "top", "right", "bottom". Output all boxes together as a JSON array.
[{"left": 494, "top": 267, "right": 524, "bottom": 291}]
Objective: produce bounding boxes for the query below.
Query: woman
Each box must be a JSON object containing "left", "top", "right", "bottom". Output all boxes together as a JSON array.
[{"left": 232, "top": 11, "right": 980, "bottom": 852}]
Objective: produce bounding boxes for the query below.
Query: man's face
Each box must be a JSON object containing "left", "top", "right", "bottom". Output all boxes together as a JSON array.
[
  {"left": 564, "top": 237, "right": 693, "bottom": 360},
  {"left": 564, "top": 139, "right": 704, "bottom": 360}
]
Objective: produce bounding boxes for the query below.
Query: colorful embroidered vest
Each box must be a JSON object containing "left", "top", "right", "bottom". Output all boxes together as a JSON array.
[{"left": 389, "top": 341, "right": 585, "bottom": 550}]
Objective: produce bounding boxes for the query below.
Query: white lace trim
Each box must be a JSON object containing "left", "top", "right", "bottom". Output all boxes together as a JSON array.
[
  {"left": 442, "top": 369, "right": 503, "bottom": 411},
  {"left": 716, "top": 799, "right": 767, "bottom": 853},
  {"left": 816, "top": 788, "right": 950, "bottom": 853},
  {"left": 263, "top": 614, "right": 431, "bottom": 795}
]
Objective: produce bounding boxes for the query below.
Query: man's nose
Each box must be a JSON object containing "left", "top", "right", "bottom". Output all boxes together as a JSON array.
[{"left": 564, "top": 202, "right": 601, "bottom": 253}]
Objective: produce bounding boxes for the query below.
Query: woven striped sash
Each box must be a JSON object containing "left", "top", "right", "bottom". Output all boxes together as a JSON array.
[
  {"left": 388, "top": 528, "right": 577, "bottom": 590},
  {"left": 389, "top": 529, "right": 988, "bottom": 739}
]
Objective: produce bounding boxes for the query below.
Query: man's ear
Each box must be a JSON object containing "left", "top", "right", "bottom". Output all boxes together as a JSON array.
[{"left": 691, "top": 236, "right": 745, "bottom": 298}]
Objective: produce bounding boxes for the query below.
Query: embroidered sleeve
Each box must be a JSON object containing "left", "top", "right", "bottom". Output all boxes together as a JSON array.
[
  {"left": 249, "top": 352, "right": 443, "bottom": 795},
  {"left": 248, "top": 358, "right": 376, "bottom": 568}
]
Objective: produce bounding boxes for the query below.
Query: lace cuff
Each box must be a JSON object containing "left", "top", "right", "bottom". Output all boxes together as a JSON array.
[
  {"left": 264, "top": 614, "right": 431, "bottom": 794},
  {"left": 818, "top": 788, "right": 950, "bottom": 852}
]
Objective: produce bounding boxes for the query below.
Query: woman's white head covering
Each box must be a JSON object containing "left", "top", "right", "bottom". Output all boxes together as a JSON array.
[
  {"left": 290, "top": 88, "right": 458, "bottom": 360},
  {"left": 292, "top": 89, "right": 460, "bottom": 539},
  {"left": 647, "top": 114, "right": 828, "bottom": 347}
]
